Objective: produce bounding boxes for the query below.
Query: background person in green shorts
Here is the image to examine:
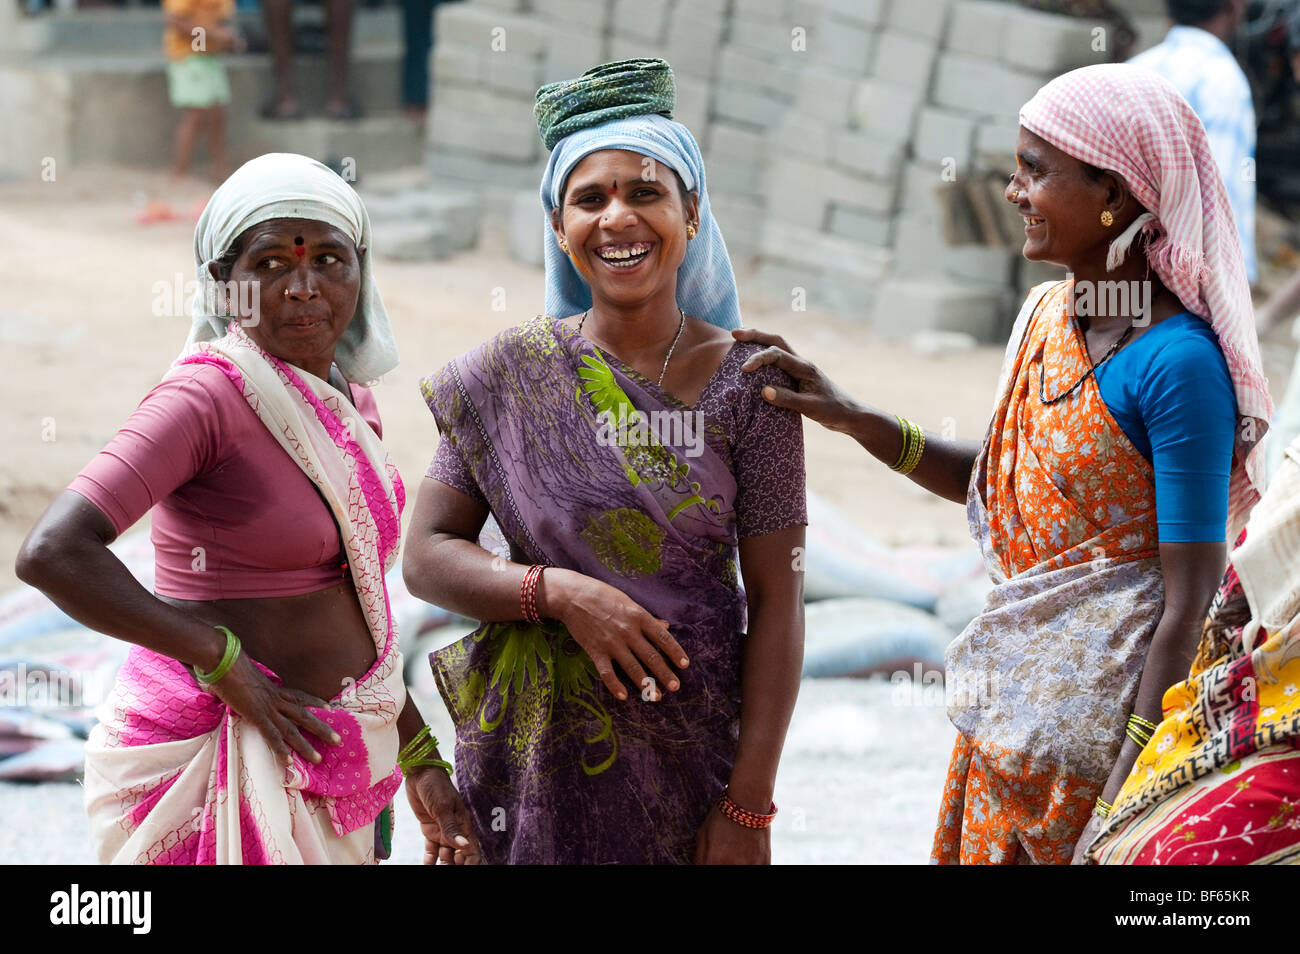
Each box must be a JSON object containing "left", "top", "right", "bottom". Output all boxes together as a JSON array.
[{"left": 164, "top": 0, "right": 244, "bottom": 183}]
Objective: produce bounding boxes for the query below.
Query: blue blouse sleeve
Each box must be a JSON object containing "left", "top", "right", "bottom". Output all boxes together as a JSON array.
[{"left": 1139, "top": 330, "right": 1237, "bottom": 543}]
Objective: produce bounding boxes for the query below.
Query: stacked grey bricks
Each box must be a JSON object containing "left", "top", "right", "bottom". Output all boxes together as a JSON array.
[
  {"left": 364, "top": 188, "right": 482, "bottom": 262},
  {"left": 429, "top": 3, "right": 554, "bottom": 199},
  {"left": 875, "top": 0, "right": 1124, "bottom": 339},
  {"left": 708, "top": 0, "right": 800, "bottom": 264},
  {"left": 751, "top": 0, "right": 893, "bottom": 317}
]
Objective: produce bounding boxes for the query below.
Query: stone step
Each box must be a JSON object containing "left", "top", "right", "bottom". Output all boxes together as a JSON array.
[
  {"left": 507, "top": 188, "right": 545, "bottom": 268},
  {"left": 8, "top": 7, "right": 403, "bottom": 55},
  {"left": 242, "top": 115, "right": 425, "bottom": 179},
  {"left": 26, "top": 38, "right": 407, "bottom": 110},
  {"left": 361, "top": 186, "right": 481, "bottom": 232},
  {"left": 370, "top": 217, "right": 477, "bottom": 261},
  {"left": 359, "top": 184, "right": 482, "bottom": 260},
  {"left": 871, "top": 279, "right": 1009, "bottom": 343},
  {"left": 0, "top": 43, "right": 412, "bottom": 176}
]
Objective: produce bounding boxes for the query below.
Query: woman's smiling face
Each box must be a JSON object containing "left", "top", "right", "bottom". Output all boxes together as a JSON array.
[
  {"left": 1006, "top": 126, "right": 1119, "bottom": 271},
  {"left": 212, "top": 217, "right": 363, "bottom": 375},
  {"left": 551, "top": 149, "right": 699, "bottom": 309}
]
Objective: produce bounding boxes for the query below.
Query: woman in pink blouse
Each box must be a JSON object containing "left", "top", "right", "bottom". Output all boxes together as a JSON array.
[{"left": 15, "top": 153, "right": 478, "bottom": 865}]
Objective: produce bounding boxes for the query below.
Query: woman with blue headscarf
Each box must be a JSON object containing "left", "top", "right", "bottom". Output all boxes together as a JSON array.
[{"left": 402, "top": 60, "right": 808, "bottom": 864}]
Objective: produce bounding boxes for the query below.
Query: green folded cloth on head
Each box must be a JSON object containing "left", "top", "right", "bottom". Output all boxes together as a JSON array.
[{"left": 534, "top": 58, "right": 676, "bottom": 151}]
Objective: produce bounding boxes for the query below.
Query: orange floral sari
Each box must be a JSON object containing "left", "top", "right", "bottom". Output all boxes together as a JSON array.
[{"left": 931, "top": 280, "right": 1166, "bottom": 864}]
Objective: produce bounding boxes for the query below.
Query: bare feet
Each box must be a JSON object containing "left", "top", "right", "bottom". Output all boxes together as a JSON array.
[
  {"left": 324, "top": 98, "right": 363, "bottom": 121},
  {"left": 261, "top": 93, "right": 303, "bottom": 120}
]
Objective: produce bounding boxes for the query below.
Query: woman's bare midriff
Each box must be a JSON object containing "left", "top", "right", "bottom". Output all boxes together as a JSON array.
[{"left": 158, "top": 579, "right": 378, "bottom": 702}]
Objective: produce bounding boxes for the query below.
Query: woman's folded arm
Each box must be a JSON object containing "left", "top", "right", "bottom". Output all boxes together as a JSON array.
[{"left": 17, "top": 490, "right": 226, "bottom": 671}]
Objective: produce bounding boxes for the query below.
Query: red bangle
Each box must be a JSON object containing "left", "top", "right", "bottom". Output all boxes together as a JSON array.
[
  {"left": 521, "top": 564, "right": 546, "bottom": 625},
  {"left": 717, "top": 789, "right": 777, "bottom": 830}
]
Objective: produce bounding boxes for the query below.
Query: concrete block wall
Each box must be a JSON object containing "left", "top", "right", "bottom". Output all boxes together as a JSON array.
[{"left": 428, "top": 0, "right": 1165, "bottom": 339}]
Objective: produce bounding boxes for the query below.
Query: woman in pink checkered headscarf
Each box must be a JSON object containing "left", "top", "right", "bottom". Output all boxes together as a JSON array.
[
  {"left": 740, "top": 61, "right": 1274, "bottom": 865},
  {"left": 1018, "top": 63, "right": 1273, "bottom": 513},
  {"left": 930, "top": 63, "right": 1274, "bottom": 866}
]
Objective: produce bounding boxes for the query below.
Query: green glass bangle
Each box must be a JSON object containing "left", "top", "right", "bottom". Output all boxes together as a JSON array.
[
  {"left": 402, "top": 755, "right": 454, "bottom": 775},
  {"left": 891, "top": 415, "right": 911, "bottom": 471},
  {"left": 398, "top": 725, "right": 452, "bottom": 776},
  {"left": 899, "top": 421, "right": 926, "bottom": 476},
  {"left": 401, "top": 724, "right": 433, "bottom": 756},
  {"left": 1129, "top": 713, "right": 1158, "bottom": 733},
  {"left": 1125, "top": 726, "right": 1152, "bottom": 748},
  {"left": 1096, "top": 797, "right": 1113, "bottom": 818},
  {"left": 194, "top": 625, "right": 241, "bottom": 685}
]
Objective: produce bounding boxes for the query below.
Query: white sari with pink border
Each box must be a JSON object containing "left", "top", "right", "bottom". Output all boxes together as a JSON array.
[{"left": 83, "top": 323, "right": 406, "bottom": 864}]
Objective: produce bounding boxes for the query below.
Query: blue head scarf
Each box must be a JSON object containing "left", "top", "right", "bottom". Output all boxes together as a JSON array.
[{"left": 539, "top": 113, "right": 741, "bottom": 330}]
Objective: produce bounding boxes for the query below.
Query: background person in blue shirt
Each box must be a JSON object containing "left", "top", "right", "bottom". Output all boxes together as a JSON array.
[{"left": 1131, "top": 0, "right": 1258, "bottom": 285}]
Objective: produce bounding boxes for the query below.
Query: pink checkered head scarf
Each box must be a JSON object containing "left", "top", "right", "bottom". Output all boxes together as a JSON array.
[{"left": 1020, "top": 64, "right": 1273, "bottom": 539}]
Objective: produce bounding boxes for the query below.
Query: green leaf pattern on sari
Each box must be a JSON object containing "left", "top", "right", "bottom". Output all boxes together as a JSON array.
[
  {"left": 464, "top": 621, "right": 619, "bottom": 776},
  {"left": 579, "top": 507, "right": 664, "bottom": 579},
  {"left": 575, "top": 349, "right": 712, "bottom": 516}
]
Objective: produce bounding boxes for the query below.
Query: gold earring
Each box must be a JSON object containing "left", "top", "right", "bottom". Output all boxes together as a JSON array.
[
  {"left": 560, "top": 239, "right": 570, "bottom": 254},
  {"left": 1100, "top": 210, "right": 1114, "bottom": 227},
  {"left": 686, "top": 225, "right": 697, "bottom": 240}
]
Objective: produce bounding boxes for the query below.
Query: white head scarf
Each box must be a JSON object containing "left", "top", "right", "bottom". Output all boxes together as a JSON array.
[{"left": 186, "top": 153, "right": 398, "bottom": 384}]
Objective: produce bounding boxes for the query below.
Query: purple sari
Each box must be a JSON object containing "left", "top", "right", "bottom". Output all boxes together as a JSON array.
[{"left": 421, "top": 315, "right": 751, "bottom": 864}]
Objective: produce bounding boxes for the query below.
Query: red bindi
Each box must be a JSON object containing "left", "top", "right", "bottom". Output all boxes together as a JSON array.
[
  {"left": 608, "top": 181, "right": 618, "bottom": 196},
  {"left": 293, "top": 237, "right": 306, "bottom": 258}
]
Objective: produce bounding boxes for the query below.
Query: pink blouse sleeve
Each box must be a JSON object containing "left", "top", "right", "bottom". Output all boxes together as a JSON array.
[
  {"left": 348, "top": 383, "right": 383, "bottom": 439},
  {"left": 67, "top": 365, "right": 225, "bottom": 536}
]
